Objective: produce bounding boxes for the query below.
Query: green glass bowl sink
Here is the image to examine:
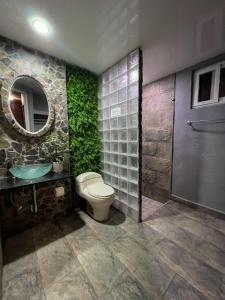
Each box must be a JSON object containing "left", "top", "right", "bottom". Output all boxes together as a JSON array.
[{"left": 9, "top": 163, "right": 52, "bottom": 180}]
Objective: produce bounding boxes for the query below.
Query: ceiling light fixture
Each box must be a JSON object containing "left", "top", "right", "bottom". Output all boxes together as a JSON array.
[{"left": 32, "top": 19, "right": 49, "bottom": 35}]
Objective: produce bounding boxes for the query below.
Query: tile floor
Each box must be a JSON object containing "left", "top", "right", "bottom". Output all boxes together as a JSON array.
[
  {"left": 141, "top": 196, "right": 165, "bottom": 221},
  {"left": 2, "top": 200, "right": 225, "bottom": 300}
]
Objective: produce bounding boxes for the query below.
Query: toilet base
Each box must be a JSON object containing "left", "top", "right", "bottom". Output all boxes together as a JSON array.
[{"left": 86, "top": 202, "right": 111, "bottom": 222}]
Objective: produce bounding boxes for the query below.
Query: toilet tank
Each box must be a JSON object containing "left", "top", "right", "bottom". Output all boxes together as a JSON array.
[{"left": 76, "top": 172, "right": 104, "bottom": 193}]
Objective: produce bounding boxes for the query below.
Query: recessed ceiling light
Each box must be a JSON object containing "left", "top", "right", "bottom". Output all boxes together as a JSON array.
[{"left": 32, "top": 19, "right": 49, "bottom": 35}]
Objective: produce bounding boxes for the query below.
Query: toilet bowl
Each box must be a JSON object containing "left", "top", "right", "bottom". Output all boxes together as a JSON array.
[{"left": 76, "top": 172, "right": 114, "bottom": 221}]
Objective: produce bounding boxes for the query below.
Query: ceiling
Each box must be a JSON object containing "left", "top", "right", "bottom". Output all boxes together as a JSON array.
[{"left": 0, "top": 0, "right": 225, "bottom": 85}]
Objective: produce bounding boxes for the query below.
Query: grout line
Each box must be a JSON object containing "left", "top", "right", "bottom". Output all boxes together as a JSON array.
[
  {"left": 160, "top": 273, "right": 176, "bottom": 300},
  {"left": 31, "top": 228, "right": 48, "bottom": 300}
]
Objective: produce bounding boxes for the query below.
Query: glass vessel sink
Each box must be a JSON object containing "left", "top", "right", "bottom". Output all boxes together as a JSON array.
[{"left": 9, "top": 163, "right": 52, "bottom": 180}]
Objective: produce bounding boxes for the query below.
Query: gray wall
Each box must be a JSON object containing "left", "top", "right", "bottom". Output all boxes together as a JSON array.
[{"left": 172, "top": 55, "right": 225, "bottom": 213}]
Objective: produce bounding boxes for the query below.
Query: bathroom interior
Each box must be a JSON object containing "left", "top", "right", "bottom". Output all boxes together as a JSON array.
[{"left": 0, "top": 0, "right": 225, "bottom": 299}]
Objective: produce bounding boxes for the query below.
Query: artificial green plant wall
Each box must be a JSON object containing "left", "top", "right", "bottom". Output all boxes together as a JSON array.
[{"left": 67, "top": 67, "right": 101, "bottom": 176}]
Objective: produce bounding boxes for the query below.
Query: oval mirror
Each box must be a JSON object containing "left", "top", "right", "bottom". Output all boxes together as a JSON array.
[{"left": 9, "top": 76, "right": 49, "bottom": 133}]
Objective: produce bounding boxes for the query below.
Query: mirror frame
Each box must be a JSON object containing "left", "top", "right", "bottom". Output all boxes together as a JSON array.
[{"left": 1, "top": 74, "right": 55, "bottom": 137}]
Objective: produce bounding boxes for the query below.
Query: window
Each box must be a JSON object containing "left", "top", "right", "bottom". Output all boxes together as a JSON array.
[
  {"left": 219, "top": 65, "right": 225, "bottom": 99},
  {"left": 193, "top": 61, "right": 225, "bottom": 108}
]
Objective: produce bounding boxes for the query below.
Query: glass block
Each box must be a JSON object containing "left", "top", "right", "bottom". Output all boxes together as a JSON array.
[
  {"left": 119, "top": 155, "right": 127, "bottom": 166},
  {"left": 118, "top": 191, "right": 128, "bottom": 204},
  {"left": 110, "top": 142, "right": 118, "bottom": 153},
  {"left": 103, "top": 120, "right": 110, "bottom": 130},
  {"left": 121, "top": 102, "right": 127, "bottom": 115},
  {"left": 104, "top": 173, "right": 111, "bottom": 184},
  {"left": 128, "top": 195, "right": 138, "bottom": 210},
  {"left": 109, "top": 65, "right": 118, "bottom": 80},
  {"left": 110, "top": 118, "right": 117, "bottom": 129},
  {"left": 128, "top": 50, "right": 139, "bottom": 69},
  {"left": 102, "top": 71, "right": 109, "bottom": 84},
  {"left": 119, "top": 129, "right": 127, "bottom": 141},
  {"left": 128, "top": 156, "right": 138, "bottom": 169},
  {"left": 103, "top": 131, "right": 110, "bottom": 140},
  {"left": 110, "top": 105, "right": 121, "bottom": 118},
  {"left": 118, "top": 74, "right": 127, "bottom": 89},
  {"left": 118, "top": 58, "right": 127, "bottom": 75},
  {"left": 128, "top": 98, "right": 138, "bottom": 114},
  {"left": 129, "top": 66, "right": 139, "bottom": 84},
  {"left": 98, "top": 100, "right": 102, "bottom": 110},
  {"left": 128, "top": 169, "right": 138, "bottom": 183},
  {"left": 128, "top": 128, "right": 138, "bottom": 141},
  {"left": 118, "top": 116, "right": 127, "bottom": 128},
  {"left": 119, "top": 167, "right": 127, "bottom": 179},
  {"left": 99, "top": 121, "right": 103, "bottom": 130},
  {"left": 128, "top": 142, "right": 138, "bottom": 155},
  {"left": 99, "top": 110, "right": 103, "bottom": 120},
  {"left": 104, "top": 163, "right": 111, "bottom": 173},
  {"left": 119, "top": 143, "right": 127, "bottom": 153},
  {"left": 111, "top": 153, "right": 118, "bottom": 164},
  {"left": 128, "top": 182, "right": 138, "bottom": 196},
  {"left": 127, "top": 114, "right": 138, "bottom": 128},
  {"left": 111, "top": 176, "right": 118, "bottom": 187},
  {"left": 111, "top": 165, "right": 118, "bottom": 175},
  {"left": 103, "top": 108, "right": 110, "bottom": 119},
  {"left": 104, "top": 142, "right": 110, "bottom": 152},
  {"left": 102, "top": 84, "right": 109, "bottom": 97},
  {"left": 128, "top": 83, "right": 138, "bottom": 100},
  {"left": 104, "top": 152, "right": 110, "bottom": 162},
  {"left": 108, "top": 92, "right": 118, "bottom": 106},
  {"left": 102, "top": 96, "right": 109, "bottom": 108},
  {"left": 101, "top": 152, "right": 104, "bottom": 161},
  {"left": 99, "top": 131, "right": 104, "bottom": 139},
  {"left": 110, "top": 130, "right": 118, "bottom": 141},
  {"left": 118, "top": 87, "right": 127, "bottom": 103},
  {"left": 98, "top": 85, "right": 102, "bottom": 98},
  {"left": 114, "top": 189, "right": 119, "bottom": 200},
  {"left": 109, "top": 79, "right": 118, "bottom": 93},
  {"left": 119, "top": 179, "right": 127, "bottom": 192}
]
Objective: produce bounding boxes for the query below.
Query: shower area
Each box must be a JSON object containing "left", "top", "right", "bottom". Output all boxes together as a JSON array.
[{"left": 99, "top": 49, "right": 142, "bottom": 221}]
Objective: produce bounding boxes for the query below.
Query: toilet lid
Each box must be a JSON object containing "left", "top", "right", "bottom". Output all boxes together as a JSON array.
[{"left": 87, "top": 183, "right": 114, "bottom": 198}]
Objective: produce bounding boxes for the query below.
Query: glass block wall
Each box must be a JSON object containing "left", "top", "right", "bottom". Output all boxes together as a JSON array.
[{"left": 99, "top": 49, "right": 141, "bottom": 221}]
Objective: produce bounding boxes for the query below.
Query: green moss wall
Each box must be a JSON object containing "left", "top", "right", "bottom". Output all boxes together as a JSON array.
[{"left": 67, "top": 67, "right": 101, "bottom": 176}]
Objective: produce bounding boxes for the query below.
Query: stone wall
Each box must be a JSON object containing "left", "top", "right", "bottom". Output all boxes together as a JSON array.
[
  {"left": 142, "top": 75, "right": 175, "bottom": 202},
  {"left": 0, "top": 36, "right": 72, "bottom": 236}
]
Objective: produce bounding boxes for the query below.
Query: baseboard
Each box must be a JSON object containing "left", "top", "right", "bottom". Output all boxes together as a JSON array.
[{"left": 171, "top": 194, "right": 225, "bottom": 219}]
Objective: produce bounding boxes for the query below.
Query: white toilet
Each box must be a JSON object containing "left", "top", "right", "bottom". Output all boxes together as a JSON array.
[{"left": 76, "top": 172, "right": 114, "bottom": 221}]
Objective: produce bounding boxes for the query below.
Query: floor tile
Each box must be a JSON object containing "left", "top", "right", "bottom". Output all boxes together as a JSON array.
[
  {"left": 142, "top": 196, "right": 164, "bottom": 221},
  {"left": 2, "top": 230, "right": 45, "bottom": 300},
  {"left": 60, "top": 214, "right": 127, "bottom": 298},
  {"left": 108, "top": 228, "right": 174, "bottom": 299},
  {"left": 44, "top": 270, "right": 97, "bottom": 300},
  {"left": 146, "top": 215, "right": 225, "bottom": 274},
  {"left": 105, "top": 270, "right": 153, "bottom": 300},
  {"left": 2, "top": 202, "right": 225, "bottom": 300},
  {"left": 157, "top": 238, "right": 225, "bottom": 300},
  {"left": 162, "top": 274, "right": 209, "bottom": 300},
  {"left": 33, "top": 222, "right": 83, "bottom": 289},
  {"left": 2, "top": 270, "right": 45, "bottom": 300}
]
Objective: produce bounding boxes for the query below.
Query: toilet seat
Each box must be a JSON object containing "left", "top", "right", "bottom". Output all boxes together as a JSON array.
[{"left": 87, "top": 183, "right": 114, "bottom": 198}]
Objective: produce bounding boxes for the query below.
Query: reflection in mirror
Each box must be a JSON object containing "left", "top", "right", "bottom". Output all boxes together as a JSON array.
[{"left": 9, "top": 76, "right": 49, "bottom": 132}]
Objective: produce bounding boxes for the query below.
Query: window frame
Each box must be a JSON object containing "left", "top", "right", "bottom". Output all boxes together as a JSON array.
[
  {"left": 193, "top": 63, "right": 220, "bottom": 108},
  {"left": 219, "top": 62, "right": 225, "bottom": 103}
]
